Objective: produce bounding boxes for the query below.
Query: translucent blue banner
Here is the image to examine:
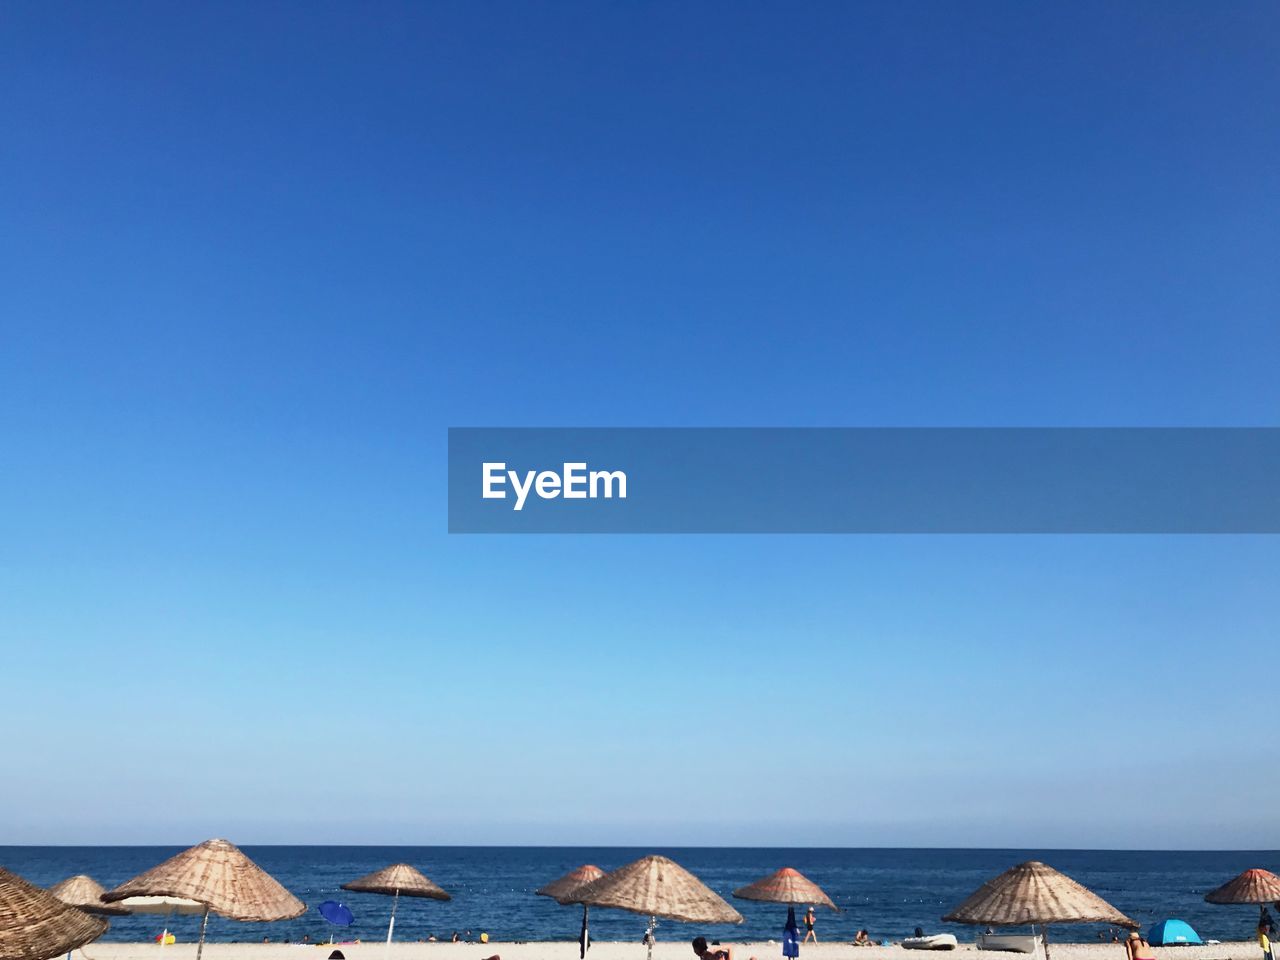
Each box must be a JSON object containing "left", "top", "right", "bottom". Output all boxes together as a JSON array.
[{"left": 447, "top": 428, "right": 1280, "bottom": 533}]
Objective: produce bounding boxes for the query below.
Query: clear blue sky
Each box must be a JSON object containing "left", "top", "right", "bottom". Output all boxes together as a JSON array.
[{"left": 2, "top": 2, "right": 1277, "bottom": 848}]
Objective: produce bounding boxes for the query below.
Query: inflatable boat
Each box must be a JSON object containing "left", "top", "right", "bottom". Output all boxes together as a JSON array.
[{"left": 902, "top": 934, "right": 958, "bottom": 950}]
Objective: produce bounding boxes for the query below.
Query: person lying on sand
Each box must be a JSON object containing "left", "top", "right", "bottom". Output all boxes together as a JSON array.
[{"left": 693, "top": 936, "right": 733, "bottom": 960}]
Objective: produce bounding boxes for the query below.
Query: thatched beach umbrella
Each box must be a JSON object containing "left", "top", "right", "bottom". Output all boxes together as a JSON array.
[
  {"left": 1204, "top": 868, "right": 1280, "bottom": 941},
  {"left": 733, "top": 868, "right": 836, "bottom": 911},
  {"left": 102, "top": 839, "right": 304, "bottom": 960},
  {"left": 943, "top": 861, "right": 1136, "bottom": 960},
  {"left": 733, "top": 867, "right": 835, "bottom": 955},
  {"left": 341, "top": 864, "right": 450, "bottom": 950},
  {"left": 1205, "top": 868, "right": 1280, "bottom": 909},
  {"left": 537, "top": 865, "right": 606, "bottom": 959},
  {"left": 47, "top": 877, "right": 130, "bottom": 917},
  {"left": 1, "top": 866, "right": 107, "bottom": 960},
  {"left": 569, "top": 855, "right": 742, "bottom": 960}
]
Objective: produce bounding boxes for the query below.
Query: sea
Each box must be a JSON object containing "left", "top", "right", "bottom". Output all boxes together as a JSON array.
[{"left": 2, "top": 848, "right": 1275, "bottom": 946}]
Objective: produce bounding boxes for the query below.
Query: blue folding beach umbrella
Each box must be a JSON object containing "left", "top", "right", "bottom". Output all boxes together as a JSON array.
[
  {"left": 319, "top": 901, "right": 355, "bottom": 943},
  {"left": 783, "top": 907, "right": 801, "bottom": 959},
  {"left": 1148, "top": 919, "right": 1201, "bottom": 946}
]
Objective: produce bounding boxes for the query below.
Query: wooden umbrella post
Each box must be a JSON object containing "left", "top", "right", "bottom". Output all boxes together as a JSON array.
[
  {"left": 645, "top": 915, "right": 657, "bottom": 960},
  {"left": 580, "top": 904, "right": 590, "bottom": 960}
]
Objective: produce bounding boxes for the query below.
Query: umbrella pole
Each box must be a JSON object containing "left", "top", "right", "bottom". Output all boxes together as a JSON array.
[
  {"left": 195, "top": 907, "right": 211, "bottom": 960},
  {"left": 1043, "top": 925, "right": 1051, "bottom": 960},
  {"left": 386, "top": 888, "right": 400, "bottom": 953},
  {"left": 645, "top": 915, "right": 657, "bottom": 960},
  {"left": 580, "top": 904, "right": 590, "bottom": 960}
]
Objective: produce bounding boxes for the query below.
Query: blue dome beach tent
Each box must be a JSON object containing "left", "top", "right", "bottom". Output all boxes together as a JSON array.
[{"left": 1148, "top": 920, "right": 1201, "bottom": 946}]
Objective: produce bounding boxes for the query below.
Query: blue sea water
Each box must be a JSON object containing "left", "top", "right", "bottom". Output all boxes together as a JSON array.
[{"left": 2, "top": 848, "right": 1275, "bottom": 946}]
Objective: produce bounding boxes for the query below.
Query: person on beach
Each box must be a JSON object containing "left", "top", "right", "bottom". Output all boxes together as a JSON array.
[
  {"left": 693, "top": 937, "right": 732, "bottom": 960},
  {"left": 853, "top": 930, "right": 872, "bottom": 946},
  {"left": 1260, "top": 920, "right": 1274, "bottom": 960},
  {"left": 1126, "top": 932, "right": 1156, "bottom": 960},
  {"left": 803, "top": 907, "right": 817, "bottom": 944}
]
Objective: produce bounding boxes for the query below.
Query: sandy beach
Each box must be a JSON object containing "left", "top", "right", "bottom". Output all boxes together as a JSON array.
[{"left": 76, "top": 943, "right": 1264, "bottom": 960}]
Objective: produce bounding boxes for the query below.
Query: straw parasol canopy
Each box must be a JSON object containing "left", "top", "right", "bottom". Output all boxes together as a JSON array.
[
  {"left": 537, "top": 865, "right": 606, "bottom": 905},
  {"left": 537, "top": 866, "right": 608, "bottom": 960},
  {"left": 944, "top": 861, "right": 1137, "bottom": 929},
  {"left": 102, "top": 839, "right": 303, "bottom": 921},
  {"left": 1204, "top": 869, "right": 1280, "bottom": 906},
  {"left": 342, "top": 864, "right": 450, "bottom": 950},
  {"left": 103, "top": 839, "right": 303, "bottom": 960},
  {"left": 46, "top": 877, "right": 130, "bottom": 917},
  {"left": 733, "top": 868, "right": 836, "bottom": 911},
  {"left": 342, "top": 864, "right": 450, "bottom": 901},
  {"left": 1, "top": 866, "right": 108, "bottom": 960},
  {"left": 569, "top": 854, "right": 743, "bottom": 925}
]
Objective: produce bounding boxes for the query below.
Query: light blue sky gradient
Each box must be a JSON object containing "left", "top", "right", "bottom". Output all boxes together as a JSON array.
[{"left": 2, "top": 1, "right": 1277, "bottom": 847}]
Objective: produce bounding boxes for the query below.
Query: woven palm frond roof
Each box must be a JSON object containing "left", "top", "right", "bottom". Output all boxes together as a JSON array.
[
  {"left": 536, "top": 865, "right": 607, "bottom": 905},
  {"left": 102, "top": 839, "right": 304, "bottom": 922},
  {"left": 943, "top": 861, "right": 1136, "bottom": 928},
  {"left": 342, "top": 864, "right": 450, "bottom": 901},
  {"left": 1205, "top": 869, "right": 1280, "bottom": 905},
  {"left": 568, "top": 855, "right": 742, "bottom": 925},
  {"left": 1, "top": 867, "right": 108, "bottom": 960}
]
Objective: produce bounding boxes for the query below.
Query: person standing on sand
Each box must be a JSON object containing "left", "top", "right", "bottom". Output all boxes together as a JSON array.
[
  {"left": 1260, "top": 921, "right": 1274, "bottom": 960},
  {"left": 803, "top": 907, "right": 817, "bottom": 944}
]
